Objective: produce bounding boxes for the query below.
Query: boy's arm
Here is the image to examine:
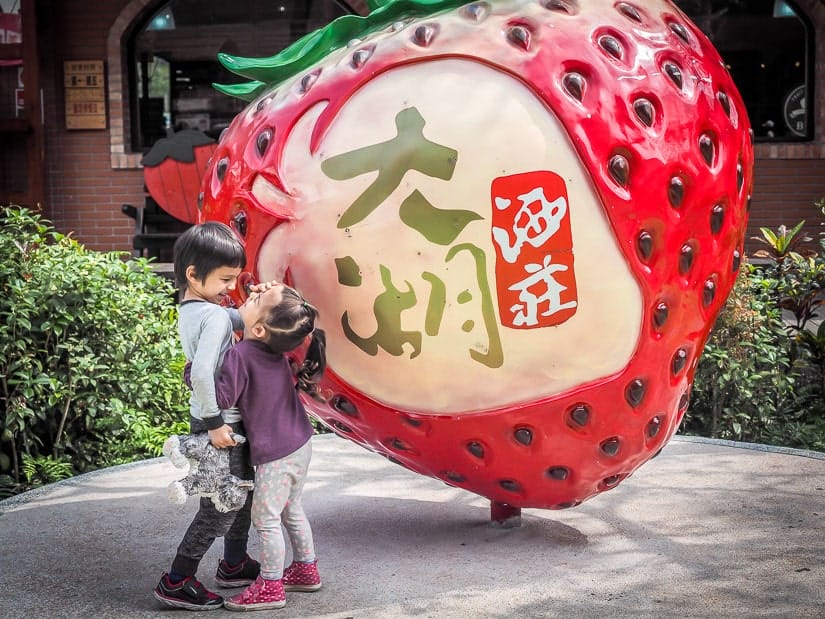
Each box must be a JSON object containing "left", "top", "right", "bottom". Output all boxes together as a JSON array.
[
  {"left": 181, "top": 364, "right": 234, "bottom": 446},
  {"left": 224, "top": 306, "right": 243, "bottom": 332},
  {"left": 189, "top": 310, "right": 232, "bottom": 431},
  {"left": 208, "top": 425, "right": 235, "bottom": 448}
]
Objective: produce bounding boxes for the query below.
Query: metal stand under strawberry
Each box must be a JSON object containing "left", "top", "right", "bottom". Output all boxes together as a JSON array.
[{"left": 490, "top": 501, "right": 521, "bottom": 528}]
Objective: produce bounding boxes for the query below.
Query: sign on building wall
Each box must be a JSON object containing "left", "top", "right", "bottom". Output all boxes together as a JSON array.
[
  {"left": 782, "top": 85, "right": 807, "bottom": 138},
  {"left": 64, "top": 60, "right": 106, "bottom": 130}
]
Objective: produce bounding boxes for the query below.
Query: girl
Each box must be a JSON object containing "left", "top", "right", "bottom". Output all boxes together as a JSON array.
[
  {"left": 154, "top": 222, "right": 260, "bottom": 611},
  {"left": 216, "top": 282, "right": 327, "bottom": 611}
]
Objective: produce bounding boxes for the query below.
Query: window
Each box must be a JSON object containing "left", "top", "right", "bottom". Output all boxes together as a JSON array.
[
  {"left": 677, "top": 0, "right": 813, "bottom": 141},
  {"left": 129, "top": 0, "right": 352, "bottom": 151}
]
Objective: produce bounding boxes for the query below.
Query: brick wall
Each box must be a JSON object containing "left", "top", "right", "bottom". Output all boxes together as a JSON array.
[
  {"left": 748, "top": 158, "right": 825, "bottom": 253},
  {"left": 40, "top": 0, "right": 144, "bottom": 253}
]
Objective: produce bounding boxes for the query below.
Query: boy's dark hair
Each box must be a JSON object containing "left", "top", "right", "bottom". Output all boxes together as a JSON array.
[
  {"left": 261, "top": 285, "right": 327, "bottom": 401},
  {"left": 173, "top": 222, "right": 246, "bottom": 290}
]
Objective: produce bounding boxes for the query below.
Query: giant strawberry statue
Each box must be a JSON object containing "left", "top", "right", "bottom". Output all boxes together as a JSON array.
[{"left": 198, "top": 0, "right": 753, "bottom": 520}]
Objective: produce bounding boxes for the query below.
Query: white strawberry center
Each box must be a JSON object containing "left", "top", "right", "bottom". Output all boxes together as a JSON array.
[{"left": 256, "top": 60, "right": 642, "bottom": 414}]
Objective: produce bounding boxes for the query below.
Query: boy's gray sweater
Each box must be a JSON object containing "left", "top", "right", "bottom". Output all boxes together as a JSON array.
[{"left": 179, "top": 300, "right": 242, "bottom": 429}]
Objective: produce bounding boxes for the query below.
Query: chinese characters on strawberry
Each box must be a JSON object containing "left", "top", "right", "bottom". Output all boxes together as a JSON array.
[
  {"left": 323, "top": 107, "right": 503, "bottom": 366},
  {"left": 194, "top": 0, "right": 754, "bottom": 523}
]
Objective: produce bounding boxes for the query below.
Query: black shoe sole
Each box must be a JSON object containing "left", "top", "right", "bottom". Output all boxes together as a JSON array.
[
  {"left": 153, "top": 589, "right": 224, "bottom": 611},
  {"left": 215, "top": 577, "right": 255, "bottom": 588}
]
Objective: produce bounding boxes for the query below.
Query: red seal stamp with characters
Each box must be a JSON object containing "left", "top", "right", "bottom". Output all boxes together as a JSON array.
[{"left": 491, "top": 171, "right": 578, "bottom": 329}]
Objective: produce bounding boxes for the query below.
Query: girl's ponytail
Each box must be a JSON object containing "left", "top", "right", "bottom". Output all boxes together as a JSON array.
[{"left": 296, "top": 328, "right": 327, "bottom": 401}]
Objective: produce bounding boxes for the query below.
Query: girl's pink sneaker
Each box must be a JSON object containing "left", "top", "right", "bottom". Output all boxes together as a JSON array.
[
  {"left": 283, "top": 560, "right": 322, "bottom": 592},
  {"left": 223, "top": 576, "right": 285, "bottom": 611}
]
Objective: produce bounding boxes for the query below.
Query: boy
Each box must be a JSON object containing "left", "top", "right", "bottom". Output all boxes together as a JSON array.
[{"left": 153, "top": 222, "right": 259, "bottom": 611}]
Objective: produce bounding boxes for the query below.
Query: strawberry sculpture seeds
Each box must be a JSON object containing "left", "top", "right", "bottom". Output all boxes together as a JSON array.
[{"left": 199, "top": 0, "right": 753, "bottom": 515}]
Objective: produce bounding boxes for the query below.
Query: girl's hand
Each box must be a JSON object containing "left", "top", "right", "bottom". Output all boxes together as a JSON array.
[{"left": 248, "top": 279, "right": 280, "bottom": 294}]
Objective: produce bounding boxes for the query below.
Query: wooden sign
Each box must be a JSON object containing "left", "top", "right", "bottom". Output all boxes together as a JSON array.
[{"left": 64, "top": 60, "right": 106, "bottom": 130}]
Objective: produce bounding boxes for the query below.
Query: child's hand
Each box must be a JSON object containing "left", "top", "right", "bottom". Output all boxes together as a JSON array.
[
  {"left": 248, "top": 279, "right": 280, "bottom": 294},
  {"left": 208, "top": 425, "right": 237, "bottom": 448}
]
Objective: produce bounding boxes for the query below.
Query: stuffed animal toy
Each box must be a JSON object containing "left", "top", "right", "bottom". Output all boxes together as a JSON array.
[{"left": 162, "top": 433, "right": 253, "bottom": 513}]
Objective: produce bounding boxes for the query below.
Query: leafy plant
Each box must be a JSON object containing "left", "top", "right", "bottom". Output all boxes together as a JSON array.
[
  {"left": 752, "top": 220, "right": 813, "bottom": 265},
  {"left": 796, "top": 321, "right": 825, "bottom": 396},
  {"left": 21, "top": 454, "right": 73, "bottom": 487},
  {"left": 0, "top": 474, "right": 21, "bottom": 498},
  {"left": 0, "top": 205, "right": 189, "bottom": 492},
  {"left": 685, "top": 262, "right": 798, "bottom": 442},
  {"left": 686, "top": 197, "right": 825, "bottom": 450}
]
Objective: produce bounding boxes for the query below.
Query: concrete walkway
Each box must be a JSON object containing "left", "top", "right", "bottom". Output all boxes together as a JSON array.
[{"left": 1, "top": 434, "right": 823, "bottom": 618}]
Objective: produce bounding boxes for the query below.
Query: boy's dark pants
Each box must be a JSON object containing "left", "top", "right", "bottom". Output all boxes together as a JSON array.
[{"left": 170, "top": 418, "right": 255, "bottom": 577}]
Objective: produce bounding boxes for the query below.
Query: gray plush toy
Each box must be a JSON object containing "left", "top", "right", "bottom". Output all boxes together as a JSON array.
[{"left": 162, "top": 433, "right": 253, "bottom": 513}]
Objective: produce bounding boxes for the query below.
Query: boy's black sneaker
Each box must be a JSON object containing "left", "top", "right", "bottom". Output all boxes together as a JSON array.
[
  {"left": 153, "top": 572, "right": 223, "bottom": 611},
  {"left": 215, "top": 555, "right": 261, "bottom": 588}
]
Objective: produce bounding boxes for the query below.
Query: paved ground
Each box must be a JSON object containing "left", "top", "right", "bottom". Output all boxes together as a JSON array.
[{"left": 1, "top": 434, "right": 823, "bottom": 618}]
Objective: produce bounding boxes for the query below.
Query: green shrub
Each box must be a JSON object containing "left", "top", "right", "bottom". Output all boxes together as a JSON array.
[
  {"left": 21, "top": 454, "right": 73, "bottom": 487},
  {"left": 0, "top": 206, "right": 189, "bottom": 494},
  {"left": 684, "top": 197, "right": 825, "bottom": 451},
  {"left": 684, "top": 263, "right": 799, "bottom": 442}
]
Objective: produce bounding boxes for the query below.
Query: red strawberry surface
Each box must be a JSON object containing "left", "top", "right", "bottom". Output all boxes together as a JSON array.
[{"left": 199, "top": 0, "right": 753, "bottom": 511}]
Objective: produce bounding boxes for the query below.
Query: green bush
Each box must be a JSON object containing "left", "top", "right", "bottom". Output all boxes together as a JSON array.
[
  {"left": 684, "top": 198, "right": 825, "bottom": 451},
  {"left": 684, "top": 264, "right": 799, "bottom": 442},
  {"left": 0, "top": 206, "right": 189, "bottom": 494}
]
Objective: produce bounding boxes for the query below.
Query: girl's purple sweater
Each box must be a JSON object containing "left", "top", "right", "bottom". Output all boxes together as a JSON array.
[{"left": 216, "top": 340, "right": 313, "bottom": 466}]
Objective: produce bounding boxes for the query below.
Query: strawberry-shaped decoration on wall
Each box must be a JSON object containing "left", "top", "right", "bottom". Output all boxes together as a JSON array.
[
  {"left": 200, "top": 0, "right": 753, "bottom": 521},
  {"left": 143, "top": 129, "right": 217, "bottom": 224}
]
